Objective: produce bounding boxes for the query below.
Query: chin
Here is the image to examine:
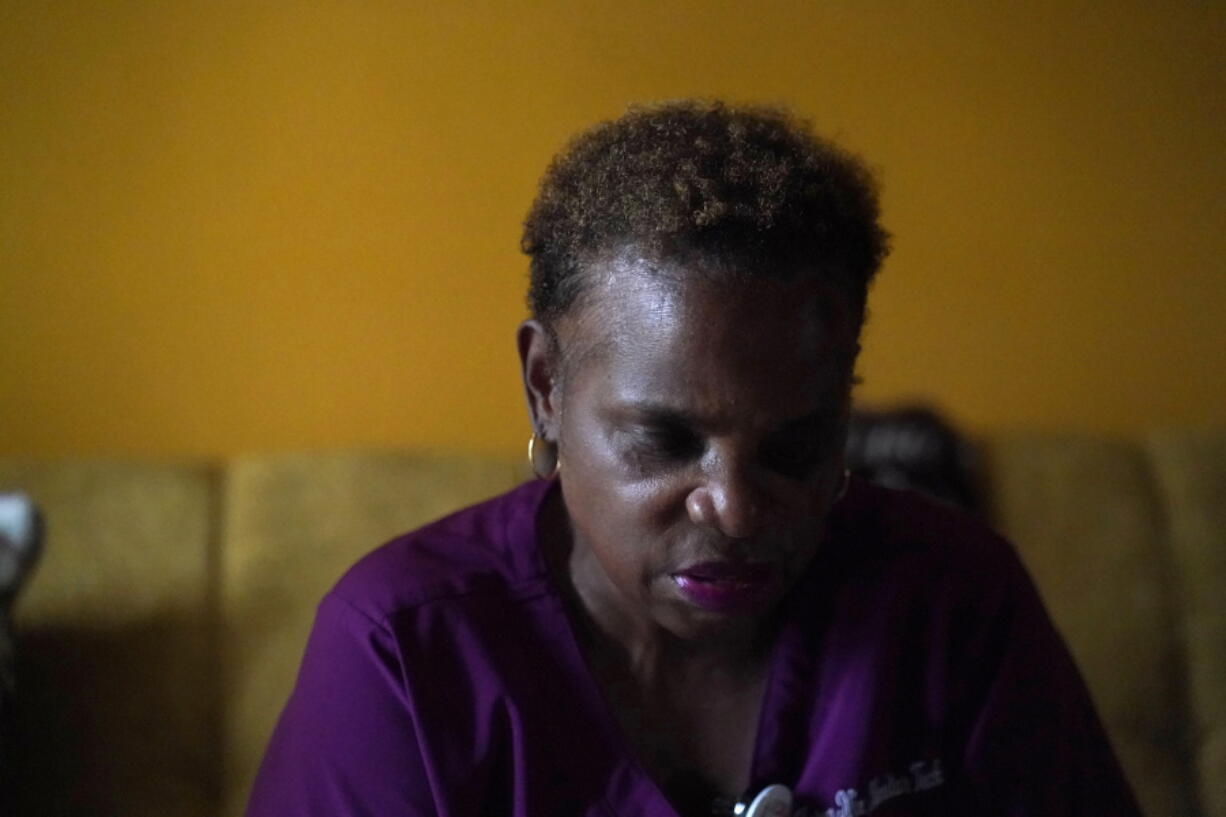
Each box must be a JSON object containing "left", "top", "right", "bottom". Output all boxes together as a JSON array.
[{"left": 657, "top": 591, "right": 783, "bottom": 643}]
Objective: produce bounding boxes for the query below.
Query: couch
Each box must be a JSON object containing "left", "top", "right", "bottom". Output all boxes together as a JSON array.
[{"left": 1, "top": 430, "right": 1222, "bottom": 816}]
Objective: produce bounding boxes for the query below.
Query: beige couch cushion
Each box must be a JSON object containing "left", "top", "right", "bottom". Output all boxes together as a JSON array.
[
  {"left": 984, "top": 435, "right": 1194, "bottom": 817},
  {"left": 1148, "top": 431, "right": 1226, "bottom": 817},
  {"left": 0, "top": 460, "right": 217, "bottom": 817},
  {"left": 219, "top": 451, "right": 521, "bottom": 816}
]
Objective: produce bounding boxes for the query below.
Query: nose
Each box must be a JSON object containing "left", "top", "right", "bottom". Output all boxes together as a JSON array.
[{"left": 685, "top": 460, "right": 768, "bottom": 539}]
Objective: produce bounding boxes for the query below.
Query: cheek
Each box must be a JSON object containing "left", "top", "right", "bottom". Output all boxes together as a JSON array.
[
  {"left": 561, "top": 409, "right": 679, "bottom": 518},
  {"left": 565, "top": 460, "right": 684, "bottom": 546},
  {"left": 560, "top": 431, "right": 688, "bottom": 572}
]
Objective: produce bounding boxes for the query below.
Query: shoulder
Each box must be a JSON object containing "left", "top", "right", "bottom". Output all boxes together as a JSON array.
[
  {"left": 324, "top": 479, "right": 555, "bottom": 624},
  {"left": 837, "top": 477, "right": 1004, "bottom": 553},
  {"left": 825, "top": 477, "right": 1036, "bottom": 611}
]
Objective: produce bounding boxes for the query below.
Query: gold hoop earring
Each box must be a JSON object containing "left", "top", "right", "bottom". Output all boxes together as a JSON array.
[
  {"left": 835, "top": 468, "right": 851, "bottom": 502},
  {"left": 527, "top": 432, "right": 560, "bottom": 480}
]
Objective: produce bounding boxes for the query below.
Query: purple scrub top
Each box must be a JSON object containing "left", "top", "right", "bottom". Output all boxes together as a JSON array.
[{"left": 246, "top": 478, "right": 1141, "bottom": 816}]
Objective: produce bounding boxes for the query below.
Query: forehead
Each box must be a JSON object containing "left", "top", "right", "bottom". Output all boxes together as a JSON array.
[{"left": 555, "top": 253, "right": 853, "bottom": 416}]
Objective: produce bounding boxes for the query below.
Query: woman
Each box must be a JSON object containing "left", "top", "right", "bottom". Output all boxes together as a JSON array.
[{"left": 247, "top": 101, "right": 1140, "bottom": 816}]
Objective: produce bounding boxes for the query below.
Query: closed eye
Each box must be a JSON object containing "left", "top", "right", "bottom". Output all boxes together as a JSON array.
[
  {"left": 630, "top": 423, "right": 704, "bottom": 463},
  {"left": 760, "top": 416, "right": 840, "bottom": 479},
  {"left": 760, "top": 439, "right": 822, "bottom": 478}
]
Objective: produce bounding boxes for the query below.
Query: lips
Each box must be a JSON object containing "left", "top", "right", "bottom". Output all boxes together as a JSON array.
[{"left": 670, "top": 560, "right": 777, "bottom": 613}]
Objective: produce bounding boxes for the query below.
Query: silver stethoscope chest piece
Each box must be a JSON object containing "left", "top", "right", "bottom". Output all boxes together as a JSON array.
[{"left": 733, "top": 783, "right": 793, "bottom": 817}]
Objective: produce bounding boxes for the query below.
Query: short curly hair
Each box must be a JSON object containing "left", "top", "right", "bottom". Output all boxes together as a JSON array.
[{"left": 522, "top": 99, "right": 889, "bottom": 334}]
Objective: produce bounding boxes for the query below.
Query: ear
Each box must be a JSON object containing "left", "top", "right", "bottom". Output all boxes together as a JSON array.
[{"left": 517, "top": 320, "right": 562, "bottom": 439}]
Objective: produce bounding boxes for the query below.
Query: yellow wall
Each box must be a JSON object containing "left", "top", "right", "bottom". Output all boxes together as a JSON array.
[{"left": 2, "top": 1, "right": 1222, "bottom": 459}]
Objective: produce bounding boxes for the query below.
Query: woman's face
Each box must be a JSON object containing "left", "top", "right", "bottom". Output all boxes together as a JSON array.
[{"left": 521, "top": 253, "right": 856, "bottom": 643}]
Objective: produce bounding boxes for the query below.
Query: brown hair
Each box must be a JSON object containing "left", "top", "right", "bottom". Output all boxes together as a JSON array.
[{"left": 522, "top": 99, "right": 889, "bottom": 334}]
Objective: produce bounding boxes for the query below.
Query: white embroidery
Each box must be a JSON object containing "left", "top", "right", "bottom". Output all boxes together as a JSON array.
[
  {"left": 867, "top": 770, "right": 912, "bottom": 810},
  {"left": 910, "top": 758, "right": 944, "bottom": 792},
  {"left": 800, "top": 758, "right": 945, "bottom": 817}
]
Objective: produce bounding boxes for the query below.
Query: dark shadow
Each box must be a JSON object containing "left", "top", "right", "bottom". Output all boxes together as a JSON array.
[
  {"left": 5, "top": 616, "right": 222, "bottom": 817},
  {"left": 846, "top": 405, "right": 983, "bottom": 514}
]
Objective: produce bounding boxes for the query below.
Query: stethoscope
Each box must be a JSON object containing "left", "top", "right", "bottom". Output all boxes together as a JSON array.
[{"left": 731, "top": 783, "right": 793, "bottom": 817}]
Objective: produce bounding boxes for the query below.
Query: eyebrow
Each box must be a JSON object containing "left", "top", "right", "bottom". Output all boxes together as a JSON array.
[
  {"left": 621, "top": 401, "right": 699, "bottom": 427},
  {"left": 620, "top": 400, "right": 831, "bottom": 433}
]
